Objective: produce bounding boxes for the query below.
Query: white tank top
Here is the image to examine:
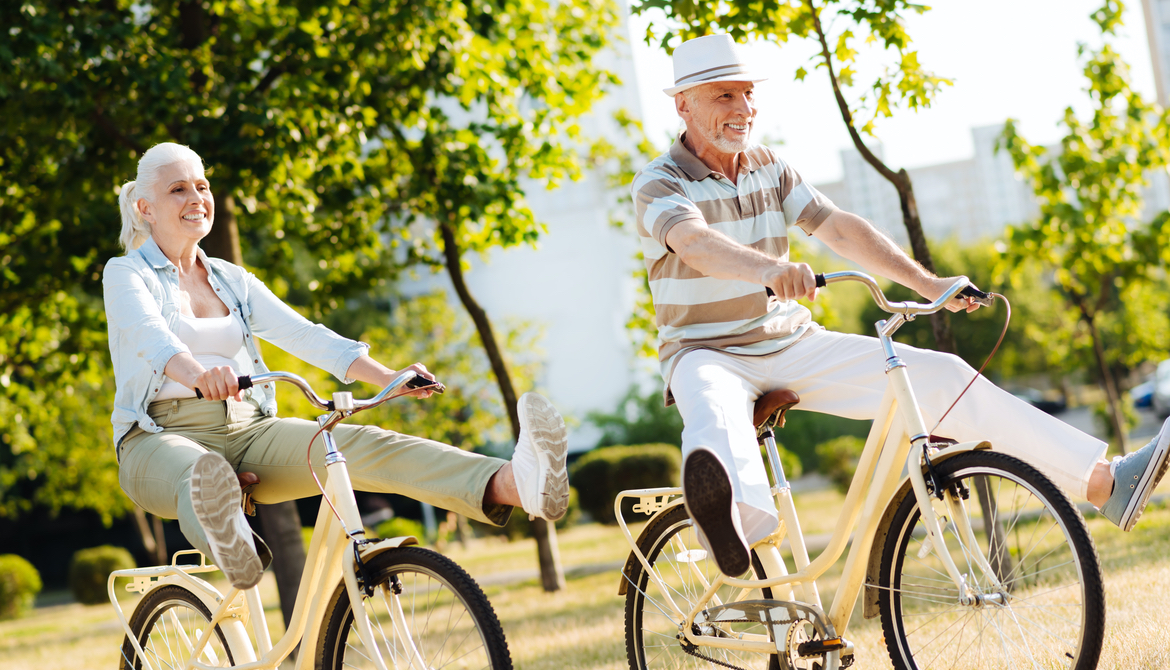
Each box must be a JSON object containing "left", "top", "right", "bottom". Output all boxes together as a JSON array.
[{"left": 155, "top": 313, "right": 246, "bottom": 401}]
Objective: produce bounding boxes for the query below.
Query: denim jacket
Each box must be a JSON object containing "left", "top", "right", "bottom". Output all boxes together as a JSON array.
[{"left": 104, "top": 237, "right": 369, "bottom": 450}]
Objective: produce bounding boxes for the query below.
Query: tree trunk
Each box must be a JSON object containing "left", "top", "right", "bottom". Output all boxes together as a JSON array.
[
  {"left": 973, "top": 475, "right": 1013, "bottom": 586},
  {"left": 1078, "top": 300, "right": 1129, "bottom": 453},
  {"left": 202, "top": 195, "right": 244, "bottom": 265},
  {"left": 439, "top": 219, "right": 565, "bottom": 592},
  {"left": 132, "top": 506, "right": 168, "bottom": 565},
  {"left": 254, "top": 502, "right": 307, "bottom": 628},
  {"left": 808, "top": 1, "right": 957, "bottom": 356},
  {"left": 202, "top": 196, "right": 308, "bottom": 626}
]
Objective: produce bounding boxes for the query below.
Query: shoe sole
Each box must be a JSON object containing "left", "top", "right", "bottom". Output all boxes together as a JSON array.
[
  {"left": 683, "top": 449, "right": 750, "bottom": 577},
  {"left": 518, "top": 393, "right": 569, "bottom": 521},
  {"left": 1121, "top": 429, "right": 1170, "bottom": 531},
  {"left": 191, "top": 453, "right": 263, "bottom": 589}
]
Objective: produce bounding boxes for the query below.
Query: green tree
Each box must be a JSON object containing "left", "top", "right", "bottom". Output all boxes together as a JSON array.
[
  {"left": 998, "top": 0, "right": 1170, "bottom": 452},
  {"left": 2, "top": 0, "right": 625, "bottom": 597},
  {"left": 631, "top": 0, "right": 960, "bottom": 353}
]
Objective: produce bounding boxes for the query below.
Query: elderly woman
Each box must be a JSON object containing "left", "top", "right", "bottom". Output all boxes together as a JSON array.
[{"left": 105, "top": 142, "right": 568, "bottom": 590}]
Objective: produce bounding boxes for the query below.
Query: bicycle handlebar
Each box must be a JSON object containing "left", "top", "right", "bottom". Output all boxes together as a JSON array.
[
  {"left": 813, "top": 271, "right": 993, "bottom": 315},
  {"left": 194, "top": 370, "right": 445, "bottom": 412}
]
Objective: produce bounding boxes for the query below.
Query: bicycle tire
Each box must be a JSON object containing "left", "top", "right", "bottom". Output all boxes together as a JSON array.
[
  {"left": 119, "top": 584, "right": 235, "bottom": 670},
  {"left": 876, "top": 450, "right": 1104, "bottom": 670},
  {"left": 624, "top": 504, "right": 781, "bottom": 670},
  {"left": 316, "top": 546, "right": 512, "bottom": 670}
]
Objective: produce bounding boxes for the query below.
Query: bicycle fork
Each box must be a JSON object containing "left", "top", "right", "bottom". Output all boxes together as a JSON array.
[
  {"left": 879, "top": 318, "right": 1000, "bottom": 605},
  {"left": 318, "top": 402, "right": 428, "bottom": 670}
]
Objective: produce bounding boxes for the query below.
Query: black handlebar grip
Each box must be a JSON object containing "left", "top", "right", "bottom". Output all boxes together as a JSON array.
[
  {"left": 405, "top": 375, "right": 446, "bottom": 394},
  {"left": 959, "top": 285, "right": 994, "bottom": 306},
  {"left": 194, "top": 375, "right": 253, "bottom": 400},
  {"left": 815, "top": 274, "right": 826, "bottom": 288}
]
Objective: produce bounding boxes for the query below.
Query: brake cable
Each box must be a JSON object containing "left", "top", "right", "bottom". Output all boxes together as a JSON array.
[{"left": 930, "top": 292, "right": 1012, "bottom": 437}]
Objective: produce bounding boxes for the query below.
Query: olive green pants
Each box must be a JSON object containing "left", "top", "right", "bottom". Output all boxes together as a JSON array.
[{"left": 118, "top": 397, "right": 510, "bottom": 560}]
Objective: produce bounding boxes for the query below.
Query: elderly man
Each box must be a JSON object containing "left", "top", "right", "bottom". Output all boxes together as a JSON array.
[{"left": 633, "top": 34, "right": 1170, "bottom": 576}]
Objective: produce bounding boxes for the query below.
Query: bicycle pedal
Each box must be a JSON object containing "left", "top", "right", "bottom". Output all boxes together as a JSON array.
[{"left": 797, "top": 636, "right": 848, "bottom": 657}]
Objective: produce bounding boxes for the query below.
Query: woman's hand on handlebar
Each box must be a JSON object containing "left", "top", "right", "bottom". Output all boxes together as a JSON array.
[
  {"left": 394, "top": 362, "right": 439, "bottom": 399},
  {"left": 917, "top": 276, "right": 980, "bottom": 314},
  {"left": 193, "top": 366, "right": 244, "bottom": 401}
]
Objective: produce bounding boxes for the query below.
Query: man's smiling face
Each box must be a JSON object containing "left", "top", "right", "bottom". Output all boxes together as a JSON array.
[{"left": 677, "top": 81, "right": 758, "bottom": 158}]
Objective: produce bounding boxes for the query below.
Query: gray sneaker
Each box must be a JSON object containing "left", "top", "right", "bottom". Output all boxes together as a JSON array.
[
  {"left": 1100, "top": 418, "right": 1170, "bottom": 531},
  {"left": 191, "top": 452, "right": 264, "bottom": 589}
]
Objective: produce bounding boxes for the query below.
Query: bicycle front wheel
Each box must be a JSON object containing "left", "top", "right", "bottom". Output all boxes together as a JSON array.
[
  {"left": 624, "top": 504, "right": 780, "bottom": 670},
  {"left": 120, "top": 584, "right": 235, "bottom": 670},
  {"left": 316, "top": 546, "right": 512, "bottom": 670},
  {"left": 876, "top": 450, "right": 1104, "bottom": 670}
]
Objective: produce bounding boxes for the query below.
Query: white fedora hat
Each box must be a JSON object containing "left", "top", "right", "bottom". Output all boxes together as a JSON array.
[{"left": 663, "top": 34, "right": 767, "bottom": 97}]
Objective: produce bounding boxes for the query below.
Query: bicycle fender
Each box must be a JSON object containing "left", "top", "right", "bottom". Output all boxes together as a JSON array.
[
  {"left": 617, "top": 500, "right": 687, "bottom": 596},
  {"left": 131, "top": 575, "right": 255, "bottom": 664},
  {"left": 862, "top": 440, "right": 991, "bottom": 620},
  {"left": 355, "top": 535, "right": 420, "bottom": 562}
]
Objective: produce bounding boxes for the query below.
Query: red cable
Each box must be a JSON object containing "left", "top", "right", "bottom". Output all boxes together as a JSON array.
[{"left": 930, "top": 293, "right": 1012, "bottom": 437}]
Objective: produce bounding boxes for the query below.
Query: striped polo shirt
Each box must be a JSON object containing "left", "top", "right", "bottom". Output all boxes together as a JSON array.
[{"left": 632, "top": 135, "right": 837, "bottom": 402}]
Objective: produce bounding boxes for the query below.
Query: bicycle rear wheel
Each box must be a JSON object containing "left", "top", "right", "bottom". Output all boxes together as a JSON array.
[
  {"left": 624, "top": 504, "right": 781, "bottom": 670},
  {"left": 120, "top": 584, "right": 235, "bottom": 670},
  {"left": 316, "top": 546, "right": 512, "bottom": 670},
  {"left": 876, "top": 450, "right": 1104, "bottom": 670}
]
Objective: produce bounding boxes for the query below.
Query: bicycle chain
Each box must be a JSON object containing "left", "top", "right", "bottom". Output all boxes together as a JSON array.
[
  {"left": 678, "top": 632, "right": 746, "bottom": 670},
  {"left": 675, "top": 617, "right": 854, "bottom": 670}
]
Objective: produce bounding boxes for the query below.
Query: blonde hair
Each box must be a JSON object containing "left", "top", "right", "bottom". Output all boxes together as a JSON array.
[{"left": 118, "top": 143, "right": 205, "bottom": 251}]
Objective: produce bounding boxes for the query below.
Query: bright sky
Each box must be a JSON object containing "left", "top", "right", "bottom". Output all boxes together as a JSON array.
[{"left": 627, "top": 0, "right": 1161, "bottom": 184}]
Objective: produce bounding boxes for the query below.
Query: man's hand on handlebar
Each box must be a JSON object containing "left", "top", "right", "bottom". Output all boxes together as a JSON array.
[
  {"left": 192, "top": 365, "right": 245, "bottom": 401},
  {"left": 917, "top": 276, "right": 981, "bottom": 314},
  {"left": 762, "top": 262, "right": 819, "bottom": 302}
]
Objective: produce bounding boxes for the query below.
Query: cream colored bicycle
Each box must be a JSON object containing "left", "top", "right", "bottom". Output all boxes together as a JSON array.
[
  {"left": 615, "top": 271, "right": 1105, "bottom": 670},
  {"left": 108, "top": 370, "right": 511, "bottom": 670}
]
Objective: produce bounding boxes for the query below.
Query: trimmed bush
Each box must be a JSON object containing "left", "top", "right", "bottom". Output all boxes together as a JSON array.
[
  {"left": 0, "top": 554, "right": 42, "bottom": 620},
  {"left": 570, "top": 444, "right": 682, "bottom": 524},
  {"left": 375, "top": 516, "right": 427, "bottom": 542},
  {"left": 69, "top": 545, "right": 136, "bottom": 605},
  {"left": 815, "top": 435, "right": 866, "bottom": 492}
]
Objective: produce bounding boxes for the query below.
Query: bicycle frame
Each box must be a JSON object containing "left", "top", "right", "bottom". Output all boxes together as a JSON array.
[
  {"left": 615, "top": 272, "right": 992, "bottom": 666},
  {"left": 109, "top": 371, "right": 430, "bottom": 670}
]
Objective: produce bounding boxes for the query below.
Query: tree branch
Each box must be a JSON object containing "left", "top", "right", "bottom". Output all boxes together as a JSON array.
[{"left": 806, "top": 0, "right": 899, "bottom": 184}]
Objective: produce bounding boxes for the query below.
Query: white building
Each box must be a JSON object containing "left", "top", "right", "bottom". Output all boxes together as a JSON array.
[
  {"left": 408, "top": 8, "right": 649, "bottom": 452},
  {"left": 1142, "top": 0, "right": 1170, "bottom": 106},
  {"left": 815, "top": 124, "right": 1170, "bottom": 244}
]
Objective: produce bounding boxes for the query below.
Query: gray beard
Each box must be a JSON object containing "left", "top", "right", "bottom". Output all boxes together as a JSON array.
[{"left": 696, "top": 123, "right": 751, "bottom": 154}]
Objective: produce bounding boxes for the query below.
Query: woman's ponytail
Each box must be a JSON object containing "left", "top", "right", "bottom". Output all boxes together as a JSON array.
[{"left": 118, "top": 181, "right": 151, "bottom": 251}]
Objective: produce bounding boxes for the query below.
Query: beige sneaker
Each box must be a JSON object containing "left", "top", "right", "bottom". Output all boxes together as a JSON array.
[
  {"left": 512, "top": 393, "right": 570, "bottom": 521},
  {"left": 191, "top": 452, "right": 264, "bottom": 590}
]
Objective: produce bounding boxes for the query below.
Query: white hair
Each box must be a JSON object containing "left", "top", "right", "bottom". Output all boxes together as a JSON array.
[{"left": 118, "top": 142, "right": 205, "bottom": 251}]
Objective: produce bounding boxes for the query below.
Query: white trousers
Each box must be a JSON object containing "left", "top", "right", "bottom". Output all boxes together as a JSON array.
[{"left": 671, "top": 329, "right": 1108, "bottom": 545}]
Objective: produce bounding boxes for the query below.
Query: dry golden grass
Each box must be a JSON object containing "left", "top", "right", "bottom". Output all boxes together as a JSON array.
[{"left": 6, "top": 487, "right": 1170, "bottom": 670}]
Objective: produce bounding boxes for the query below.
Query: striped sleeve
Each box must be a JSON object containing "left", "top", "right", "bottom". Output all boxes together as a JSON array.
[
  {"left": 769, "top": 149, "right": 837, "bottom": 235},
  {"left": 633, "top": 167, "right": 706, "bottom": 252}
]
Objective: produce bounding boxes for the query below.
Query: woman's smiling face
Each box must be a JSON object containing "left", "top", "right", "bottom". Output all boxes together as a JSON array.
[{"left": 139, "top": 159, "right": 215, "bottom": 247}]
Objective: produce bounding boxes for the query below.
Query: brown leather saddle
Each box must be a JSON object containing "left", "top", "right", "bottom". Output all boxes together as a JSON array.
[
  {"left": 237, "top": 472, "right": 260, "bottom": 516},
  {"left": 753, "top": 389, "right": 800, "bottom": 436}
]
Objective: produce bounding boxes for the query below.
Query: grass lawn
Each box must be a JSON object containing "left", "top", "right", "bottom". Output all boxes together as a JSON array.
[{"left": 5, "top": 485, "right": 1170, "bottom": 670}]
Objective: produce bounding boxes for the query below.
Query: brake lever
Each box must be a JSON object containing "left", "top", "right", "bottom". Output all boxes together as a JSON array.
[
  {"left": 405, "top": 376, "right": 446, "bottom": 394},
  {"left": 959, "top": 285, "right": 994, "bottom": 308}
]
